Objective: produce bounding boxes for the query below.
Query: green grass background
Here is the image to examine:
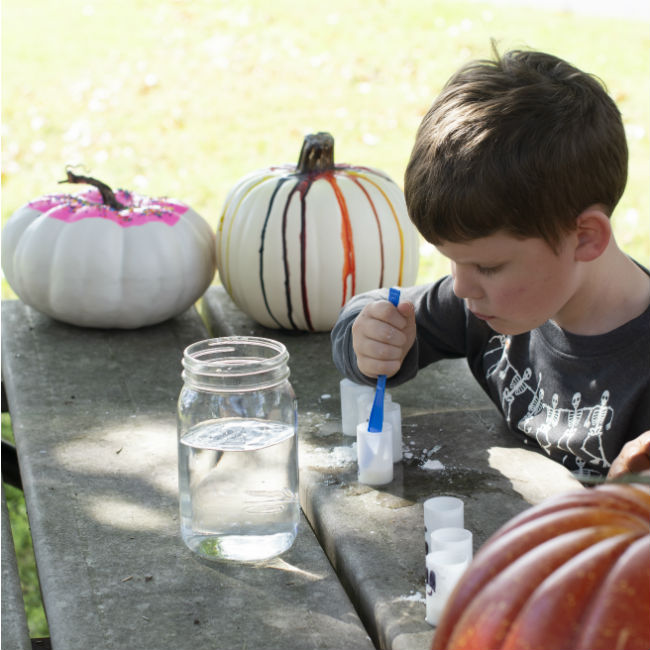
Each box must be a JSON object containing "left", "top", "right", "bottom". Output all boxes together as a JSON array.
[
  {"left": 2, "top": 0, "right": 649, "bottom": 293},
  {"left": 2, "top": 0, "right": 649, "bottom": 638}
]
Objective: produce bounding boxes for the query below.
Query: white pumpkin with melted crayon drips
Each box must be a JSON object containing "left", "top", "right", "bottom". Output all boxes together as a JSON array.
[{"left": 216, "top": 132, "right": 420, "bottom": 331}]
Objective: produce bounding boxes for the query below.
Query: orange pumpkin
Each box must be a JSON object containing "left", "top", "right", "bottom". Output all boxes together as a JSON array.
[{"left": 431, "top": 483, "right": 650, "bottom": 650}]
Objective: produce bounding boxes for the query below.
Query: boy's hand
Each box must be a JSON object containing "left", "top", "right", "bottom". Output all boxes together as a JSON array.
[
  {"left": 607, "top": 431, "right": 650, "bottom": 479},
  {"left": 351, "top": 299, "right": 416, "bottom": 378}
]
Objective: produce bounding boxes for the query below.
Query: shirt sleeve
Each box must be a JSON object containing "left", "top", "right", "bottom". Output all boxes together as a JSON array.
[{"left": 330, "top": 277, "right": 471, "bottom": 386}]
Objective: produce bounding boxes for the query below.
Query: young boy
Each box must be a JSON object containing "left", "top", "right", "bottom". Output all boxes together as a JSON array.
[{"left": 331, "top": 47, "right": 650, "bottom": 479}]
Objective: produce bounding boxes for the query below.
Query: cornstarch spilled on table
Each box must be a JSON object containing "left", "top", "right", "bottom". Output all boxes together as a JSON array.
[
  {"left": 398, "top": 591, "right": 426, "bottom": 603},
  {"left": 312, "top": 445, "right": 357, "bottom": 467},
  {"left": 421, "top": 459, "right": 445, "bottom": 471},
  {"left": 404, "top": 443, "right": 445, "bottom": 469}
]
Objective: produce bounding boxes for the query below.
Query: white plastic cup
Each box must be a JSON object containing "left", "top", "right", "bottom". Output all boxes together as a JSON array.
[
  {"left": 357, "top": 421, "right": 393, "bottom": 485},
  {"left": 357, "top": 392, "right": 402, "bottom": 462},
  {"left": 423, "top": 496, "right": 464, "bottom": 542},
  {"left": 429, "top": 527, "right": 473, "bottom": 562},
  {"left": 387, "top": 401, "right": 402, "bottom": 462},
  {"left": 340, "top": 379, "right": 375, "bottom": 436},
  {"left": 357, "top": 392, "right": 373, "bottom": 426},
  {"left": 356, "top": 391, "right": 392, "bottom": 422},
  {"left": 425, "top": 549, "right": 470, "bottom": 626}
]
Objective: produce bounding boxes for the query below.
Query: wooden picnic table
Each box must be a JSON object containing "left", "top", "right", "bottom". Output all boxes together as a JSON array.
[{"left": 1, "top": 287, "right": 582, "bottom": 649}]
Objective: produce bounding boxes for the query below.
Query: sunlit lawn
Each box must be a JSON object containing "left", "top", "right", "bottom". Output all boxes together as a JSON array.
[
  {"left": 2, "top": 0, "right": 649, "bottom": 299},
  {"left": 1, "top": 0, "right": 649, "bottom": 638}
]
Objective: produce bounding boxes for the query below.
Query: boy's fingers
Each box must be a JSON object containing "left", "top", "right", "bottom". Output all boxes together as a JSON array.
[
  {"left": 607, "top": 430, "right": 650, "bottom": 478},
  {"left": 351, "top": 299, "right": 416, "bottom": 378},
  {"left": 356, "top": 356, "right": 403, "bottom": 379},
  {"left": 354, "top": 338, "right": 403, "bottom": 362},
  {"left": 369, "top": 299, "right": 413, "bottom": 328},
  {"left": 397, "top": 301, "right": 415, "bottom": 319}
]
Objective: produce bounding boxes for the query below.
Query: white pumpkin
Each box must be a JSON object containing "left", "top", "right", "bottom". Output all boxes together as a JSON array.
[
  {"left": 1, "top": 171, "right": 216, "bottom": 329},
  {"left": 216, "top": 132, "right": 420, "bottom": 331}
]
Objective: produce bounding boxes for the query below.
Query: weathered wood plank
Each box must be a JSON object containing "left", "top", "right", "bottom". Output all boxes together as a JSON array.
[
  {"left": 1, "top": 300, "right": 374, "bottom": 650},
  {"left": 2, "top": 483, "right": 32, "bottom": 650}
]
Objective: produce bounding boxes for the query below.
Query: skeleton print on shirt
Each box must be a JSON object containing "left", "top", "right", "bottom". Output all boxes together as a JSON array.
[{"left": 483, "top": 335, "right": 613, "bottom": 471}]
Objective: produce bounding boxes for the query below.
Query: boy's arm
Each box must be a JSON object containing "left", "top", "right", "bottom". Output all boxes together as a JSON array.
[
  {"left": 331, "top": 287, "right": 419, "bottom": 386},
  {"left": 350, "top": 298, "right": 416, "bottom": 378},
  {"left": 331, "top": 279, "right": 469, "bottom": 386},
  {"left": 607, "top": 431, "right": 650, "bottom": 479}
]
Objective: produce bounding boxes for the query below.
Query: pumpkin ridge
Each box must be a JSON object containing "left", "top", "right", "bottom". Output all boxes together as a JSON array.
[
  {"left": 475, "top": 506, "right": 648, "bottom": 563},
  {"left": 491, "top": 484, "right": 650, "bottom": 541},
  {"left": 575, "top": 535, "right": 650, "bottom": 650},
  {"left": 11, "top": 213, "right": 48, "bottom": 311},
  {"left": 115, "top": 226, "right": 127, "bottom": 323},
  {"left": 158, "top": 217, "right": 187, "bottom": 318},
  {"left": 296, "top": 178, "right": 314, "bottom": 332},
  {"left": 348, "top": 175, "right": 385, "bottom": 287},
  {"left": 259, "top": 177, "right": 291, "bottom": 329},
  {"left": 346, "top": 170, "right": 405, "bottom": 285},
  {"left": 500, "top": 531, "right": 643, "bottom": 650},
  {"left": 325, "top": 175, "right": 356, "bottom": 307},
  {"left": 47, "top": 219, "right": 80, "bottom": 319},
  {"left": 219, "top": 174, "right": 274, "bottom": 294},
  {"left": 594, "top": 482, "right": 650, "bottom": 508},
  {"left": 280, "top": 181, "right": 302, "bottom": 330},
  {"left": 431, "top": 510, "right": 645, "bottom": 650},
  {"left": 444, "top": 527, "right": 626, "bottom": 650},
  {"left": 187, "top": 208, "right": 217, "bottom": 291}
]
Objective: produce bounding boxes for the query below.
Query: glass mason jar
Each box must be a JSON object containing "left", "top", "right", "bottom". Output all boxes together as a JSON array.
[{"left": 177, "top": 337, "right": 299, "bottom": 562}]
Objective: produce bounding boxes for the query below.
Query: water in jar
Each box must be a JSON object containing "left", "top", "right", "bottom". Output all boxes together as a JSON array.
[{"left": 179, "top": 417, "right": 299, "bottom": 562}]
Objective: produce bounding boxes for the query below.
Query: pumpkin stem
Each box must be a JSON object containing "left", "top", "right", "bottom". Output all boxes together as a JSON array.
[
  {"left": 59, "top": 168, "right": 127, "bottom": 211},
  {"left": 296, "top": 132, "right": 335, "bottom": 174}
]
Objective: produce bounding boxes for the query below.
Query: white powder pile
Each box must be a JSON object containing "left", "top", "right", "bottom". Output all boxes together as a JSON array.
[
  {"left": 398, "top": 591, "right": 426, "bottom": 603},
  {"left": 421, "top": 459, "right": 445, "bottom": 471}
]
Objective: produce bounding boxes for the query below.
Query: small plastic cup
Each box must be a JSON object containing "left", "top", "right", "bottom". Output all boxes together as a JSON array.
[
  {"left": 340, "top": 379, "right": 375, "bottom": 436},
  {"left": 357, "top": 421, "right": 393, "bottom": 485},
  {"left": 357, "top": 392, "right": 402, "bottom": 462},
  {"left": 425, "top": 549, "right": 470, "bottom": 626},
  {"left": 423, "top": 496, "right": 464, "bottom": 540},
  {"left": 429, "top": 527, "right": 473, "bottom": 562}
]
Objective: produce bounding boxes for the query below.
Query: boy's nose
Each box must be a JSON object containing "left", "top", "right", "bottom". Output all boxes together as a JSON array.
[{"left": 451, "top": 263, "right": 482, "bottom": 299}]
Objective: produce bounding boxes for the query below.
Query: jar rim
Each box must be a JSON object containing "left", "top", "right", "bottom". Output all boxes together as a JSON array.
[{"left": 182, "top": 336, "right": 289, "bottom": 379}]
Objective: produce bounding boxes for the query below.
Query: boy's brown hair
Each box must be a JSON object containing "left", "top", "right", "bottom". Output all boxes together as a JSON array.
[{"left": 404, "top": 46, "right": 628, "bottom": 249}]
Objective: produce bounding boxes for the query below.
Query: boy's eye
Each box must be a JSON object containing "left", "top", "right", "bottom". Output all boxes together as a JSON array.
[{"left": 476, "top": 264, "right": 502, "bottom": 276}]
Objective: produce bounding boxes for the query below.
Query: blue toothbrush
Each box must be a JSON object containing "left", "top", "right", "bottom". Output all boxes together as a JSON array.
[{"left": 367, "top": 287, "right": 401, "bottom": 433}]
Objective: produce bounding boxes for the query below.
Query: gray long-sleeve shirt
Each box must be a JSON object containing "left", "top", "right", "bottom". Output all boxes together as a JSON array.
[{"left": 331, "top": 274, "right": 650, "bottom": 477}]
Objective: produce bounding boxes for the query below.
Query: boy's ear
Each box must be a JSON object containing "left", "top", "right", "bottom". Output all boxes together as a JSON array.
[{"left": 573, "top": 207, "right": 611, "bottom": 262}]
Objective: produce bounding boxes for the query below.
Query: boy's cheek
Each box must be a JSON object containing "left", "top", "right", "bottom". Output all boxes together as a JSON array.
[{"left": 487, "top": 285, "right": 529, "bottom": 313}]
